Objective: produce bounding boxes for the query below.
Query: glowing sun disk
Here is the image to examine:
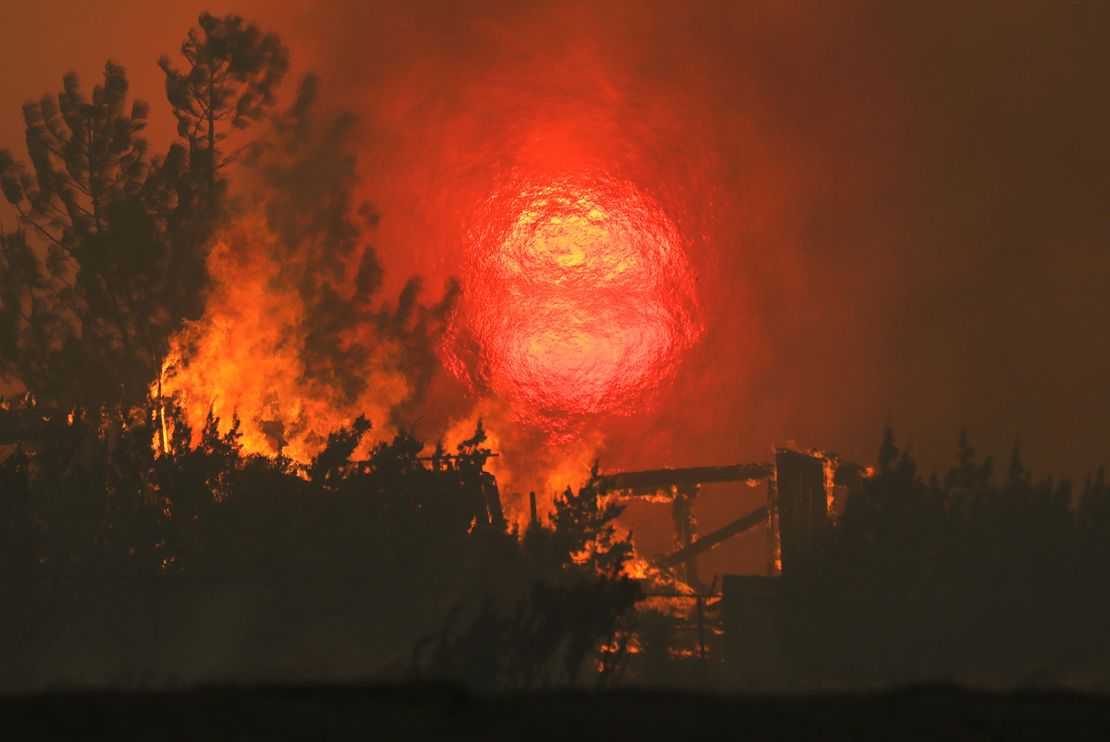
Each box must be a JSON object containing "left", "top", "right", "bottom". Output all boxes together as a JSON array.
[{"left": 449, "top": 174, "right": 700, "bottom": 435}]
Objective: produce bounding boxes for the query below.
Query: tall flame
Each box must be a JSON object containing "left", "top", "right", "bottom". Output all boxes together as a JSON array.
[{"left": 159, "top": 214, "right": 410, "bottom": 461}]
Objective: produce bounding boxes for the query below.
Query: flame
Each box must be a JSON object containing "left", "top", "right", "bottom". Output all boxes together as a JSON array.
[
  {"left": 622, "top": 555, "right": 653, "bottom": 580},
  {"left": 769, "top": 455, "right": 782, "bottom": 575},
  {"left": 158, "top": 214, "right": 411, "bottom": 461},
  {"left": 442, "top": 395, "right": 609, "bottom": 527},
  {"left": 155, "top": 207, "right": 624, "bottom": 527},
  {"left": 818, "top": 450, "right": 838, "bottom": 517}
]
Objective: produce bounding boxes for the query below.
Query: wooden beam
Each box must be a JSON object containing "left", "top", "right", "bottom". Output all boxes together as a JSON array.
[
  {"left": 654, "top": 505, "right": 769, "bottom": 569},
  {"left": 596, "top": 462, "right": 774, "bottom": 496}
]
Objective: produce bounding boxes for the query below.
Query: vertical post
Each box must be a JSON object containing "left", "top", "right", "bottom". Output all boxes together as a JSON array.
[
  {"left": 481, "top": 472, "right": 505, "bottom": 528},
  {"left": 766, "top": 476, "right": 780, "bottom": 576},
  {"left": 156, "top": 369, "right": 167, "bottom": 456},
  {"left": 529, "top": 491, "right": 538, "bottom": 527},
  {"left": 774, "top": 449, "right": 828, "bottom": 577},
  {"left": 696, "top": 595, "right": 707, "bottom": 666},
  {"left": 671, "top": 484, "right": 700, "bottom": 588}
]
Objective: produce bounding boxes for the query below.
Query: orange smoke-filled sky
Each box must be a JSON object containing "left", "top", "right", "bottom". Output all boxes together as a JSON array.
[{"left": 3, "top": 1, "right": 1109, "bottom": 573}]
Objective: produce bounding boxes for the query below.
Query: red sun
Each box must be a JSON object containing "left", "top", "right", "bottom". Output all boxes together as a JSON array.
[{"left": 447, "top": 172, "right": 702, "bottom": 437}]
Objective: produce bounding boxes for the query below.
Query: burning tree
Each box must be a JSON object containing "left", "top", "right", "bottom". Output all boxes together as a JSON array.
[{"left": 157, "top": 69, "right": 459, "bottom": 460}]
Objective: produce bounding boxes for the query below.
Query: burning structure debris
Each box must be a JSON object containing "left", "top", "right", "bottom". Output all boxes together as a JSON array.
[{"left": 596, "top": 452, "right": 846, "bottom": 588}]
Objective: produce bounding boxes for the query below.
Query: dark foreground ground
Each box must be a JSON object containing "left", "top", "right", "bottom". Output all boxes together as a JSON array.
[{"left": 3, "top": 683, "right": 1110, "bottom": 741}]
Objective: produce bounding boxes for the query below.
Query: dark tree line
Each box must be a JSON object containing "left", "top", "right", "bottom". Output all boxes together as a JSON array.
[
  {"left": 783, "top": 429, "right": 1110, "bottom": 685},
  {"left": 0, "top": 395, "right": 639, "bottom": 688}
]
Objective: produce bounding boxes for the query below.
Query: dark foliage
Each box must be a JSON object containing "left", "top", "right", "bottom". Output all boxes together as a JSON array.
[
  {"left": 0, "top": 395, "right": 638, "bottom": 689},
  {"left": 413, "top": 470, "right": 640, "bottom": 690},
  {"left": 0, "top": 49, "right": 235, "bottom": 404},
  {"left": 784, "top": 427, "right": 1109, "bottom": 685},
  {"left": 159, "top": 12, "right": 289, "bottom": 201},
  {"left": 413, "top": 578, "right": 639, "bottom": 691}
]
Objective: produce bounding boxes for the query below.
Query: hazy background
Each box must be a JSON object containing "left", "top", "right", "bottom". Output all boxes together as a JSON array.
[{"left": 2, "top": 0, "right": 1107, "bottom": 577}]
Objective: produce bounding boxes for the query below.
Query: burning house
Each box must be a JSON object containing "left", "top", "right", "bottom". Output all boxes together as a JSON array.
[{"left": 597, "top": 448, "right": 871, "bottom": 679}]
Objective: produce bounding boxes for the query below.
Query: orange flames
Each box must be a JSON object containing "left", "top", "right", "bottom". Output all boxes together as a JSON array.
[
  {"left": 157, "top": 213, "right": 410, "bottom": 462},
  {"left": 154, "top": 212, "right": 611, "bottom": 526}
]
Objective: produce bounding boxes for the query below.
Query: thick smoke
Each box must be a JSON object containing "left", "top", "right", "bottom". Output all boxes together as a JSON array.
[
  {"left": 243, "top": 1, "right": 1110, "bottom": 568},
  {"left": 259, "top": 0, "right": 1110, "bottom": 478},
  {"left": 8, "top": 1, "right": 1104, "bottom": 568}
]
